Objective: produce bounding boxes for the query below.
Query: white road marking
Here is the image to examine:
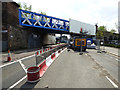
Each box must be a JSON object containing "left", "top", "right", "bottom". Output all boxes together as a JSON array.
[
  {"left": 0, "top": 54, "right": 35, "bottom": 68},
  {"left": 7, "top": 75, "right": 27, "bottom": 90},
  {"left": 115, "top": 58, "right": 120, "bottom": 61},
  {"left": 106, "top": 76, "right": 118, "bottom": 88},
  {"left": 103, "top": 53, "right": 119, "bottom": 62},
  {"left": 19, "top": 54, "right": 35, "bottom": 61},
  {"left": 19, "top": 61, "right": 27, "bottom": 73}
]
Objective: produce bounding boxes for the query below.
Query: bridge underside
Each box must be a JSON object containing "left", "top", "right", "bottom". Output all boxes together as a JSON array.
[{"left": 22, "top": 26, "right": 69, "bottom": 34}]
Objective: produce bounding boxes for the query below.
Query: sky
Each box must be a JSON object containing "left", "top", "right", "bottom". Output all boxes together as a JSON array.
[{"left": 13, "top": 0, "right": 119, "bottom": 33}]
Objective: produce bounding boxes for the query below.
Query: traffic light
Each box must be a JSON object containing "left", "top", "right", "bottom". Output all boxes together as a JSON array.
[{"left": 80, "top": 28, "right": 82, "bottom": 33}]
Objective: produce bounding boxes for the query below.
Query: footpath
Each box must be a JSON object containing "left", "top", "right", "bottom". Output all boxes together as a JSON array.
[
  {"left": 1, "top": 43, "right": 65, "bottom": 64},
  {"left": 1, "top": 48, "right": 39, "bottom": 64}
]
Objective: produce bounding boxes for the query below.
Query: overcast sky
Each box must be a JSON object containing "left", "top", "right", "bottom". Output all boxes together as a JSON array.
[{"left": 14, "top": 0, "right": 119, "bottom": 33}]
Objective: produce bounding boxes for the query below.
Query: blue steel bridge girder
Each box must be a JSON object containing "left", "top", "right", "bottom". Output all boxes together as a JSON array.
[{"left": 19, "top": 9, "right": 69, "bottom": 33}]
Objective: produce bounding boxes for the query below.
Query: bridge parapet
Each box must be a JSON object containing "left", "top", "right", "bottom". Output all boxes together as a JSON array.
[{"left": 19, "top": 9, "right": 69, "bottom": 32}]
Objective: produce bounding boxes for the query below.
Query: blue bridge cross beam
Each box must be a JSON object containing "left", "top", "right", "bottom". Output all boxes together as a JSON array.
[{"left": 19, "top": 9, "right": 69, "bottom": 32}]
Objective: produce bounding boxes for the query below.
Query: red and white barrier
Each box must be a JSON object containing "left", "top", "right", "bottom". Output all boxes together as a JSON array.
[
  {"left": 27, "top": 45, "right": 67, "bottom": 83},
  {"left": 46, "top": 55, "right": 53, "bottom": 67},
  {"left": 38, "top": 60, "right": 48, "bottom": 77},
  {"left": 35, "top": 46, "right": 67, "bottom": 78},
  {"left": 27, "top": 66, "right": 40, "bottom": 83},
  {"left": 51, "top": 53, "right": 56, "bottom": 60}
]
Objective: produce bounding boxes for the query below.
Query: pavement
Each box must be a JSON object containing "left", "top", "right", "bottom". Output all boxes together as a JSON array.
[
  {"left": 1, "top": 48, "right": 39, "bottom": 64},
  {"left": 14, "top": 49, "right": 115, "bottom": 88}
]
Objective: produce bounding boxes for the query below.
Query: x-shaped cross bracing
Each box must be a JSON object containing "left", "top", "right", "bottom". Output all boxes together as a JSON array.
[
  {"left": 59, "top": 21, "right": 64, "bottom": 29},
  {"left": 21, "top": 11, "right": 32, "bottom": 25},
  {"left": 52, "top": 19, "right": 58, "bottom": 28},
  {"left": 33, "top": 14, "right": 42, "bottom": 26},
  {"left": 43, "top": 17, "right": 51, "bottom": 27},
  {"left": 65, "top": 22, "right": 69, "bottom": 29}
]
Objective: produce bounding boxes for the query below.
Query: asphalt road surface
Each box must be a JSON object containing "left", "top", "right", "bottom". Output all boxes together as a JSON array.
[
  {"left": 87, "top": 49, "right": 119, "bottom": 86},
  {"left": 2, "top": 55, "right": 36, "bottom": 88},
  {"left": 14, "top": 49, "right": 114, "bottom": 88}
]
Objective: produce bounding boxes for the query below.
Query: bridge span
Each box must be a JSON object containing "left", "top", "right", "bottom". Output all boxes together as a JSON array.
[{"left": 19, "top": 9, "right": 69, "bottom": 34}]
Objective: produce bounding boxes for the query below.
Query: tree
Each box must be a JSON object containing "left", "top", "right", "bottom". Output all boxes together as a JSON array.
[
  {"left": 96, "top": 26, "right": 107, "bottom": 39},
  {"left": 98, "top": 26, "right": 107, "bottom": 31},
  {"left": 96, "top": 30, "right": 103, "bottom": 39},
  {"left": 18, "top": 2, "right": 32, "bottom": 11},
  {"left": 110, "top": 29, "right": 116, "bottom": 33},
  {"left": 18, "top": 2, "right": 47, "bottom": 21}
]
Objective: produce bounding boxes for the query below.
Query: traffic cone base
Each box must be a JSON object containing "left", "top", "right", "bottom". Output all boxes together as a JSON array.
[
  {"left": 7, "top": 50, "right": 11, "bottom": 61},
  {"left": 7, "top": 57, "right": 11, "bottom": 61}
]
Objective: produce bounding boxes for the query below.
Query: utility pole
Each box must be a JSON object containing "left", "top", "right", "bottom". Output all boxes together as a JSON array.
[
  {"left": 8, "top": 25, "right": 11, "bottom": 51},
  {"left": 79, "top": 28, "right": 83, "bottom": 55}
]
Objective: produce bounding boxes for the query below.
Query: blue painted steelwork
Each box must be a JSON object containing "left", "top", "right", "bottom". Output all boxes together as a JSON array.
[{"left": 19, "top": 9, "right": 69, "bottom": 32}]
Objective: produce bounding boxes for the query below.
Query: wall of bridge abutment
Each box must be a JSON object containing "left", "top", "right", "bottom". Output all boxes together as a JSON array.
[{"left": 2, "top": 2, "right": 57, "bottom": 51}]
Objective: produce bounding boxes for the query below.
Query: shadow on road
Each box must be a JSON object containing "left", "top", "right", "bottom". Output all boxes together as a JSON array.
[{"left": 20, "top": 81, "right": 38, "bottom": 89}]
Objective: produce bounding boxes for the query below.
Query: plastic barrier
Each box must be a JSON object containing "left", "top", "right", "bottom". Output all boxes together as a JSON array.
[
  {"left": 36, "top": 49, "right": 46, "bottom": 66},
  {"left": 35, "top": 44, "right": 67, "bottom": 77},
  {"left": 38, "top": 60, "right": 48, "bottom": 77},
  {"left": 27, "top": 66, "right": 40, "bottom": 83},
  {"left": 58, "top": 49, "right": 61, "bottom": 53},
  {"left": 46, "top": 55, "right": 53, "bottom": 67},
  {"left": 51, "top": 53, "right": 56, "bottom": 60}
]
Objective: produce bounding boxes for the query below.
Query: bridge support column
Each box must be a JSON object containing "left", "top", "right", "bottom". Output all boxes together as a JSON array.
[
  {"left": 60, "top": 34, "right": 62, "bottom": 43},
  {"left": 43, "top": 33, "right": 56, "bottom": 45}
]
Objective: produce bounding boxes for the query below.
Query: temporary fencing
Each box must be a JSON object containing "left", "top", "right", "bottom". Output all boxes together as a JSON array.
[{"left": 35, "top": 44, "right": 67, "bottom": 77}]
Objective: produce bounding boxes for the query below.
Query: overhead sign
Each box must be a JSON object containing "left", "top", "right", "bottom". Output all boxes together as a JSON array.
[{"left": 69, "top": 19, "right": 96, "bottom": 35}]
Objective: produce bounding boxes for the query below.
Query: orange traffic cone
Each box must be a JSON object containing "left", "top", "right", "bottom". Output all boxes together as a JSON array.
[{"left": 7, "top": 50, "right": 11, "bottom": 61}]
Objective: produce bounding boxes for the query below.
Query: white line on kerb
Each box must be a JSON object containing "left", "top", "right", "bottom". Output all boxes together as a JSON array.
[
  {"left": 7, "top": 75, "right": 27, "bottom": 90},
  {"left": 0, "top": 54, "right": 35, "bottom": 68},
  {"left": 105, "top": 76, "right": 118, "bottom": 88}
]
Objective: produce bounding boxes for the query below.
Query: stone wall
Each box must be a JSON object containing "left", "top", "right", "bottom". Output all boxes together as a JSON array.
[
  {"left": 2, "top": 2, "right": 20, "bottom": 26},
  {"left": 9, "top": 26, "right": 28, "bottom": 50}
]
